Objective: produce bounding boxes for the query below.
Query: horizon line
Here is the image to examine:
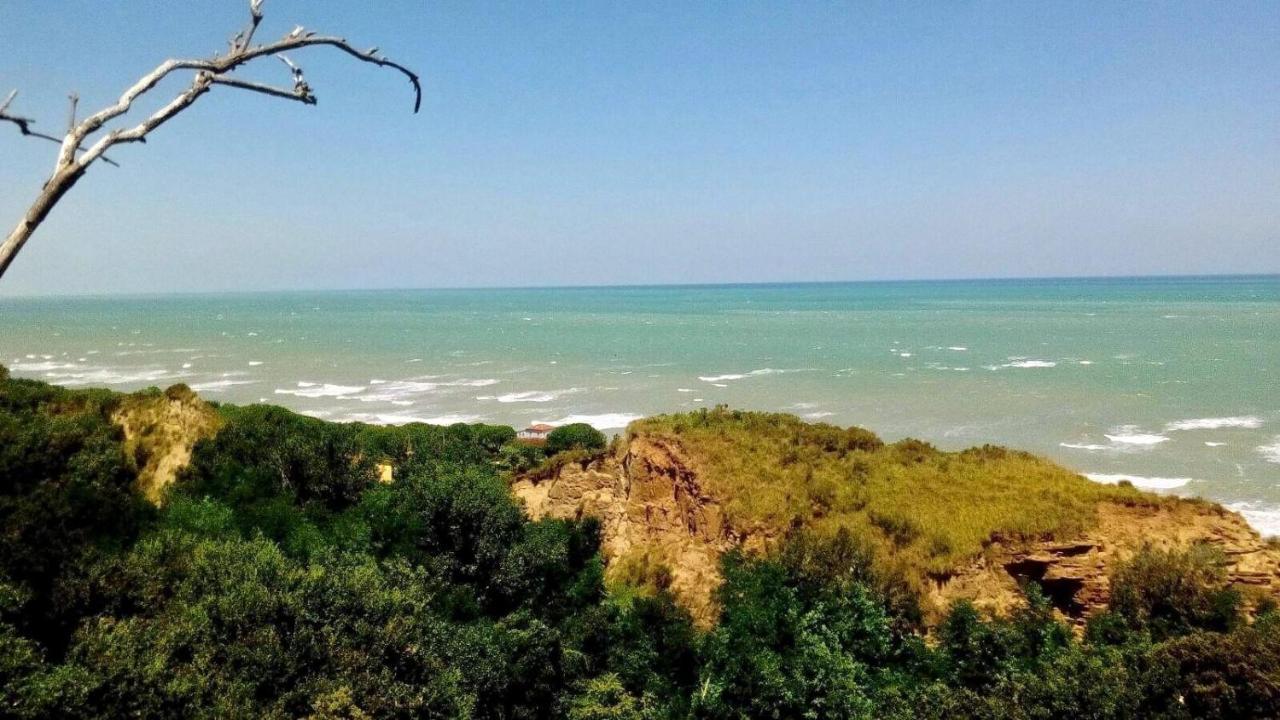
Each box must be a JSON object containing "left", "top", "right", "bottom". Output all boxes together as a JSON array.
[{"left": 2, "top": 271, "right": 1279, "bottom": 302}]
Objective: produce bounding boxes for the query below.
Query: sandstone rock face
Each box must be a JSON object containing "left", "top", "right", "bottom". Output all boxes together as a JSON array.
[
  {"left": 513, "top": 436, "right": 769, "bottom": 625},
  {"left": 113, "top": 387, "right": 221, "bottom": 504},
  {"left": 933, "top": 502, "right": 1280, "bottom": 625},
  {"left": 516, "top": 435, "right": 1280, "bottom": 626}
]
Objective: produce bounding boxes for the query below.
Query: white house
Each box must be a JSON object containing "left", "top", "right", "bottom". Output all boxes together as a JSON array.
[{"left": 516, "top": 423, "right": 555, "bottom": 443}]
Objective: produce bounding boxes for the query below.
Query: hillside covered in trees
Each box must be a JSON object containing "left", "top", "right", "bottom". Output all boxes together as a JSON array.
[{"left": 2, "top": 365, "right": 1280, "bottom": 718}]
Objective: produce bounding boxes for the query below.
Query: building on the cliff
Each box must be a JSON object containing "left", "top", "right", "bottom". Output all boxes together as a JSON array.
[{"left": 517, "top": 423, "right": 554, "bottom": 444}]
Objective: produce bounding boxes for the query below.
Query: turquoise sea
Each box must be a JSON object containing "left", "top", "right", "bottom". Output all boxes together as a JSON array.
[{"left": 4, "top": 276, "right": 1279, "bottom": 533}]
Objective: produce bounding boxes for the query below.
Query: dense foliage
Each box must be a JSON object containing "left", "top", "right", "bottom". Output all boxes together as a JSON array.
[
  {"left": 545, "top": 423, "right": 608, "bottom": 456},
  {"left": 1, "top": 370, "right": 1278, "bottom": 718}
]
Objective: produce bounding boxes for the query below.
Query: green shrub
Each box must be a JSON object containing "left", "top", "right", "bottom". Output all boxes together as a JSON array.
[
  {"left": 1107, "top": 544, "right": 1243, "bottom": 641},
  {"left": 547, "top": 423, "right": 607, "bottom": 455}
]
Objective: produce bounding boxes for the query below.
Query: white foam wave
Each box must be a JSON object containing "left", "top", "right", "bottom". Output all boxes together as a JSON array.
[
  {"left": 1165, "top": 416, "right": 1263, "bottom": 431},
  {"left": 1007, "top": 359, "right": 1056, "bottom": 369},
  {"left": 10, "top": 360, "right": 77, "bottom": 372},
  {"left": 1227, "top": 501, "right": 1280, "bottom": 538},
  {"left": 25, "top": 363, "right": 188, "bottom": 387},
  {"left": 697, "top": 368, "right": 794, "bottom": 383},
  {"left": 274, "top": 382, "right": 366, "bottom": 398},
  {"left": 1205, "top": 441, "right": 1227, "bottom": 447},
  {"left": 190, "top": 379, "right": 257, "bottom": 392},
  {"left": 948, "top": 346, "right": 968, "bottom": 351},
  {"left": 420, "top": 413, "right": 485, "bottom": 425},
  {"left": 544, "top": 412, "right": 641, "bottom": 429},
  {"left": 478, "top": 389, "right": 579, "bottom": 403},
  {"left": 1085, "top": 473, "right": 1192, "bottom": 490},
  {"left": 346, "top": 379, "right": 496, "bottom": 403},
  {"left": 1059, "top": 442, "right": 1113, "bottom": 451},
  {"left": 339, "top": 411, "right": 483, "bottom": 426},
  {"left": 1258, "top": 438, "right": 1280, "bottom": 464},
  {"left": 1104, "top": 426, "right": 1169, "bottom": 446}
]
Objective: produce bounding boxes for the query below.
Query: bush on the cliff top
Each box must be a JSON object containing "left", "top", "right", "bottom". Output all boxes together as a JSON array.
[{"left": 547, "top": 422, "right": 608, "bottom": 455}]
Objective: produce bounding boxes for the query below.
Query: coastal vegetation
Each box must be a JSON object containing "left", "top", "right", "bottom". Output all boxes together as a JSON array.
[
  {"left": 546, "top": 423, "right": 608, "bottom": 456},
  {"left": 2, "top": 367, "right": 1279, "bottom": 717},
  {"left": 630, "top": 408, "right": 1158, "bottom": 576}
]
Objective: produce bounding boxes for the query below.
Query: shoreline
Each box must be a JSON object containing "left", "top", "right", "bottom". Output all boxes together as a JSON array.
[{"left": 9, "top": 361, "right": 1279, "bottom": 539}]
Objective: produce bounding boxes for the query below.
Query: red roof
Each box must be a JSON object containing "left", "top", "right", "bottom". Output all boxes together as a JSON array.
[{"left": 527, "top": 424, "right": 555, "bottom": 432}]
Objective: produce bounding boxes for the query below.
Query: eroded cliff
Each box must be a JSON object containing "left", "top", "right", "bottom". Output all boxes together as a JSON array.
[
  {"left": 515, "top": 429, "right": 1280, "bottom": 627},
  {"left": 112, "top": 384, "right": 221, "bottom": 503}
]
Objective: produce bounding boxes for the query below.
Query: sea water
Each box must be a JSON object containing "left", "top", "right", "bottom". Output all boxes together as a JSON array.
[{"left": 4, "top": 276, "right": 1279, "bottom": 533}]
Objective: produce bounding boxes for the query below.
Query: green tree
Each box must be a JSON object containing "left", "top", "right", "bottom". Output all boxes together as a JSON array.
[
  {"left": 694, "top": 549, "right": 893, "bottom": 719},
  {"left": 546, "top": 424, "right": 607, "bottom": 455},
  {"left": 566, "top": 674, "right": 644, "bottom": 720},
  {"left": 1107, "top": 544, "right": 1242, "bottom": 641}
]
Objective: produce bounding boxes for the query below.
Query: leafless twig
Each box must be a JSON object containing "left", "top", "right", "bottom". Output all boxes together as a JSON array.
[
  {"left": 1, "top": 90, "right": 120, "bottom": 167},
  {"left": 1, "top": 0, "right": 420, "bottom": 280}
]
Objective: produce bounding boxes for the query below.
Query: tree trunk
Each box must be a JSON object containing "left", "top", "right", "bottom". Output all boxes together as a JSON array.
[{"left": 0, "top": 167, "right": 82, "bottom": 280}]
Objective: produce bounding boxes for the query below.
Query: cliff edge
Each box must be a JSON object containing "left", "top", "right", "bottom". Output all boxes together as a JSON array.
[{"left": 515, "top": 412, "right": 1280, "bottom": 626}]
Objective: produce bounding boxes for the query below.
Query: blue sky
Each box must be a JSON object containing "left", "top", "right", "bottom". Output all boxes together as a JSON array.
[{"left": 1, "top": 1, "right": 1277, "bottom": 295}]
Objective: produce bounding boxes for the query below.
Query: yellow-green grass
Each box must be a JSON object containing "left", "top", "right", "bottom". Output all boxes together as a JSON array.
[{"left": 628, "top": 407, "right": 1163, "bottom": 577}]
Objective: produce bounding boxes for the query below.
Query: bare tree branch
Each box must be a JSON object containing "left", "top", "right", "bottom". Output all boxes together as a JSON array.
[
  {"left": 0, "top": 90, "right": 38, "bottom": 136},
  {"left": 65, "top": 34, "right": 421, "bottom": 167},
  {"left": 1, "top": 90, "right": 119, "bottom": 167},
  {"left": 231, "top": 0, "right": 265, "bottom": 53},
  {"left": 209, "top": 75, "right": 316, "bottom": 105},
  {"left": 2, "top": 0, "right": 421, "bottom": 280},
  {"left": 66, "top": 93, "right": 78, "bottom": 133}
]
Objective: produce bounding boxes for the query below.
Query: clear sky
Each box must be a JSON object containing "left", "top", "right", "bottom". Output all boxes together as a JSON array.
[{"left": 1, "top": 1, "right": 1277, "bottom": 296}]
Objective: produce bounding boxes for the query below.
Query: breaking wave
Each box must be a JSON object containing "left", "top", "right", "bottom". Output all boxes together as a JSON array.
[
  {"left": 1165, "top": 416, "right": 1263, "bottom": 431},
  {"left": 274, "top": 382, "right": 366, "bottom": 398},
  {"left": 697, "top": 368, "right": 795, "bottom": 383},
  {"left": 544, "top": 412, "right": 641, "bottom": 429},
  {"left": 1104, "top": 426, "right": 1170, "bottom": 446},
  {"left": 1227, "top": 501, "right": 1280, "bottom": 537},
  {"left": 478, "top": 388, "right": 582, "bottom": 404},
  {"left": 1258, "top": 437, "right": 1280, "bottom": 464},
  {"left": 1084, "top": 473, "right": 1191, "bottom": 490}
]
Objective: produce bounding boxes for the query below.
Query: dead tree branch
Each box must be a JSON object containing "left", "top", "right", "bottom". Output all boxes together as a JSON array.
[
  {"left": 209, "top": 75, "right": 315, "bottom": 104},
  {"left": 1, "top": 0, "right": 420, "bottom": 280},
  {"left": 1, "top": 90, "right": 120, "bottom": 167}
]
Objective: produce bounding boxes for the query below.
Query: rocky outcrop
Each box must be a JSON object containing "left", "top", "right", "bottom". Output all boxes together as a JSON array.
[
  {"left": 516, "top": 434, "right": 1280, "bottom": 627},
  {"left": 113, "top": 385, "right": 221, "bottom": 503},
  {"left": 513, "top": 435, "right": 774, "bottom": 625},
  {"left": 932, "top": 501, "right": 1280, "bottom": 625}
]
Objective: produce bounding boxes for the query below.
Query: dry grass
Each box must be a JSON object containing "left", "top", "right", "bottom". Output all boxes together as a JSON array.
[{"left": 629, "top": 407, "right": 1161, "bottom": 577}]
